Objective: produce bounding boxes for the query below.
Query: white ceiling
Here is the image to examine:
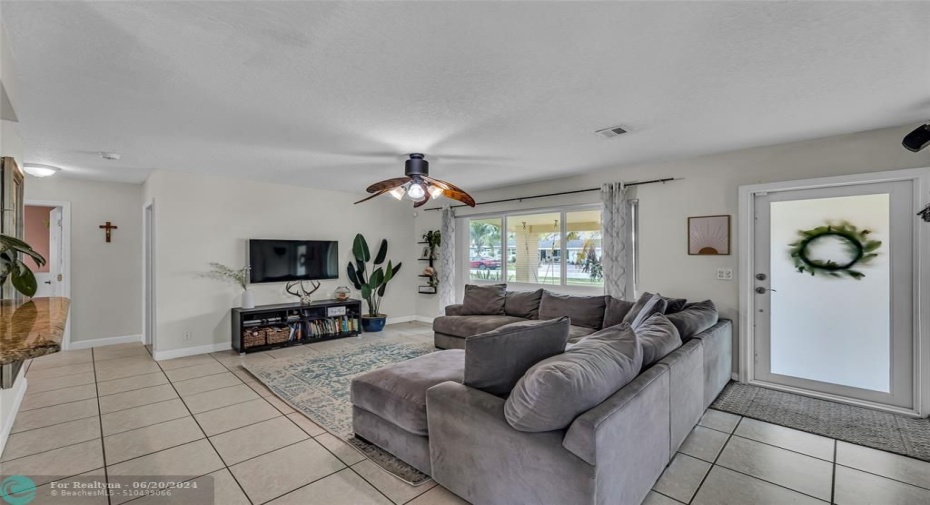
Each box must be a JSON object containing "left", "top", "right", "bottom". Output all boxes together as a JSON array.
[{"left": 3, "top": 1, "right": 929, "bottom": 194}]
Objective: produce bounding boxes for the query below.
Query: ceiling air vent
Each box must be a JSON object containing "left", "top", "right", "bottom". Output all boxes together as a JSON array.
[{"left": 594, "top": 125, "right": 628, "bottom": 139}]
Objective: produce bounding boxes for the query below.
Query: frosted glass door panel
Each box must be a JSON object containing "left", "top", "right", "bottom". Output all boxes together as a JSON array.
[{"left": 769, "top": 194, "right": 890, "bottom": 392}]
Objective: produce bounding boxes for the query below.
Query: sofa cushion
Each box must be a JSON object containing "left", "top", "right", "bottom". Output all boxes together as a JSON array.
[
  {"left": 504, "top": 289, "right": 544, "bottom": 319},
  {"left": 634, "top": 313, "right": 682, "bottom": 369},
  {"left": 568, "top": 325, "right": 596, "bottom": 344},
  {"left": 433, "top": 315, "right": 527, "bottom": 339},
  {"left": 602, "top": 297, "right": 636, "bottom": 328},
  {"left": 667, "top": 300, "right": 719, "bottom": 341},
  {"left": 504, "top": 325, "right": 642, "bottom": 432},
  {"left": 464, "top": 317, "right": 570, "bottom": 396},
  {"left": 350, "top": 349, "right": 464, "bottom": 436},
  {"left": 538, "top": 292, "right": 607, "bottom": 330},
  {"left": 461, "top": 284, "right": 507, "bottom": 315},
  {"left": 622, "top": 292, "right": 668, "bottom": 328}
]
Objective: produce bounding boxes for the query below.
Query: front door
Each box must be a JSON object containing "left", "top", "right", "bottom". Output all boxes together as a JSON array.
[{"left": 751, "top": 179, "right": 916, "bottom": 412}]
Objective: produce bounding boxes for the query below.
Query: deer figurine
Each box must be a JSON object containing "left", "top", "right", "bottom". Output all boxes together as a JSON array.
[{"left": 286, "top": 280, "right": 321, "bottom": 305}]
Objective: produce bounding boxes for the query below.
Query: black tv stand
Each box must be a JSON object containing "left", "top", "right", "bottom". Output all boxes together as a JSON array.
[{"left": 231, "top": 299, "right": 363, "bottom": 354}]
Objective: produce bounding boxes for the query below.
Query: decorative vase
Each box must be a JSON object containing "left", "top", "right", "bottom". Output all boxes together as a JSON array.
[
  {"left": 361, "top": 315, "right": 387, "bottom": 333},
  {"left": 241, "top": 289, "right": 255, "bottom": 309}
]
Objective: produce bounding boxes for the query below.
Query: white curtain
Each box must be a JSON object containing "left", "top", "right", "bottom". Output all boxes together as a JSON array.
[
  {"left": 601, "top": 182, "right": 632, "bottom": 299},
  {"left": 438, "top": 206, "right": 456, "bottom": 313}
]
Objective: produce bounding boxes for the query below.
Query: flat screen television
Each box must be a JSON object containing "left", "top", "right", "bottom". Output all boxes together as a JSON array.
[{"left": 248, "top": 239, "right": 339, "bottom": 283}]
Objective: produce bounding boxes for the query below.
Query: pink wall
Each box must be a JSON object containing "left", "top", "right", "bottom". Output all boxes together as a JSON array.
[{"left": 24, "top": 205, "right": 53, "bottom": 273}]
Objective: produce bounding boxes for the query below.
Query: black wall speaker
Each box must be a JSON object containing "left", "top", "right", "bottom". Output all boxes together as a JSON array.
[{"left": 902, "top": 124, "right": 930, "bottom": 153}]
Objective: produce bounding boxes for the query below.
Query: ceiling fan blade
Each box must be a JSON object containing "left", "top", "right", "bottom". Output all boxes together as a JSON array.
[
  {"left": 366, "top": 177, "right": 411, "bottom": 194},
  {"left": 413, "top": 195, "right": 431, "bottom": 208},
  {"left": 425, "top": 176, "right": 472, "bottom": 196},
  {"left": 442, "top": 188, "right": 477, "bottom": 207},
  {"left": 354, "top": 188, "right": 390, "bottom": 204},
  {"left": 420, "top": 175, "right": 450, "bottom": 191}
]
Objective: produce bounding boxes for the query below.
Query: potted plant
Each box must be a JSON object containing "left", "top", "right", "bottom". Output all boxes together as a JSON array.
[
  {"left": 346, "top": 233, "right": 402, "bottom": 332},
  {"left": 205, "top": 262, "right": 252, "bottom": 308},
  {"left": 0, "top": 234, "right": 47, "bottom": 297}
]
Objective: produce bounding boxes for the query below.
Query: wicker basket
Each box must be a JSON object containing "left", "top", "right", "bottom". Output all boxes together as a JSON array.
[
  {"left": 242, "top": 329, "right": 266, "bottom": 348},
  {"left": 265, "top": 327, "right": 290, "bottom": 345}
]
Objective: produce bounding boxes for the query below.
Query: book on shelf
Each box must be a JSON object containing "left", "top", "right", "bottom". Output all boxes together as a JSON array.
[{"left": 306, "top": 316, "right": 358, "bottom": 337}]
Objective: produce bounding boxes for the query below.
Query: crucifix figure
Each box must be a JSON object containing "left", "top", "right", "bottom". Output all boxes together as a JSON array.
[{"left": 99, "top": 221, "right": 118, "bottom": 243}]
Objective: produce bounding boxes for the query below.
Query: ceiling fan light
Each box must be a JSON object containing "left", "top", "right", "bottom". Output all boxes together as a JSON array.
[
  {"left": 428, "top": 185, "right": 443, "bottom": 199},
  {"left": 389, "top": 186, "right": 406, "bottom": 200},
  {"left": 407, "top": 182, "right": 426, "bottom": 200}
]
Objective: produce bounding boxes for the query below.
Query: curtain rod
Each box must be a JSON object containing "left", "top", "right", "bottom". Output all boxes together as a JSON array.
[{"left": 423, "top": 177, "right": 677, "bottom": 211}]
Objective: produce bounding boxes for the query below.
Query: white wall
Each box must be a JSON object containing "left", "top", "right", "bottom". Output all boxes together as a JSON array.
[
  {"left": 25, "top": 177, "right": 143, "bottom": 341},
  {"left": 415, "top": 123, "right": 930, "bottom": 372},
  {"left": 143, "top": 170, "right": 418, "bottom": 357}
]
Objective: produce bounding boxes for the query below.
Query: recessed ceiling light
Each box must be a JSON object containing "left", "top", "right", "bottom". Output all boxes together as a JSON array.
[
  {"left": 99, "top": 152, "right": 121, "bottom": 160},
  {"left": 22, "top": 163, "right": 61, "bottom": 177}
]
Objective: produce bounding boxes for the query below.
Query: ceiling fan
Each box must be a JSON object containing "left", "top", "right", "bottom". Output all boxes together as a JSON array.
[{"left": 354, "top": 153, "right": 476, "bottom": 208}]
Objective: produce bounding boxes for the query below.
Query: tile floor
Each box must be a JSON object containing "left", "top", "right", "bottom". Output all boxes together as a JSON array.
[{"left": 3, "top": 321, "right": 930, "bottom": 505}]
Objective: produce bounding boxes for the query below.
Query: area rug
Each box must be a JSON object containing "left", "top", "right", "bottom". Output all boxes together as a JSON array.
[
  {"left": 243, "top": 341, "right": 437, "bottom": 485},
  {"left": 712, "top": 381, "right": 930, "bottom": 462}
]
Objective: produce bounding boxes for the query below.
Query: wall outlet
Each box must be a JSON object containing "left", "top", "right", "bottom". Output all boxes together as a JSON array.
[
  {"left": 183, "top": 331, "right": 192, "bottom": 341},
  {"left": 716, "top": 268, "right": 733, "bottom": 281}
]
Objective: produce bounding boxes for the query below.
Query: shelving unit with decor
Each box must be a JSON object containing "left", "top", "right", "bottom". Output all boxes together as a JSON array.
[
  {"left": 416, "top": 240, "right": 438, "bottom": 295},
  {"left": 231, "top": 299, "right": 362, "bottom": 354}
]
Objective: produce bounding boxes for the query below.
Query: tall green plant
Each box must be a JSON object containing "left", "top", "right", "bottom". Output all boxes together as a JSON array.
[
  {"left": 346, "top": 234, "right": 402, "bottom": 317},
  {"left": 0, "top": 234, "right": 47, "bottom": 297}
]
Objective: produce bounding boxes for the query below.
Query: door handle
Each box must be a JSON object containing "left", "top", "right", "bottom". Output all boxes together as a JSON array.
[
  {"left": 755, "top": 287, "right": 777, "bottom": 294},
  {"left": 44, "top": 281, "right": 52, "bottom": 285}
]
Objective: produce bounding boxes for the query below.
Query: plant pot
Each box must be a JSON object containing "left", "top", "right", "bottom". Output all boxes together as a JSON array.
[
  {"left": 241, "top": 290, "right": 255, "bottom": 309},
  {"left": 361, "top": 315, "right": 387, "bottom": 333}
]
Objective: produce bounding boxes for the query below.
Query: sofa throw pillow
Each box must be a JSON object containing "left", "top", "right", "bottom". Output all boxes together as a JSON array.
[
  {"left": 659, "top": 294, "right": 688, "bottom": 314},
  {"left": 504, "top": 289, "right": 544, "bottom": 319},
  {"left": 461, "top": 284, "right": 507, "bottom": 315},
  {"left": 538, "top": 292, "right": 607, "bottom": 330},
  {"left": 504, "top": 325, "right": 642, "bottom": 432},
  {"left": 602, "top": 296, "right": 636, "bottom": 328},
  {"left": 634, "top": 313, "right": 682, "bottom": 369},
  {"left": 622, "top": 292, "right": 668, "bottom": 328},
  {"left": 464, "top": 317, "right": 570, "bottom": 396},
  {"left": 667, "top": 300, "right": 719, "bottom": 341}
]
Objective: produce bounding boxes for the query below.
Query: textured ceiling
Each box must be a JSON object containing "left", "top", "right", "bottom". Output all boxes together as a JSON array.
[{"left": 3, "top": 1, "right": 929, "bottom": 194}]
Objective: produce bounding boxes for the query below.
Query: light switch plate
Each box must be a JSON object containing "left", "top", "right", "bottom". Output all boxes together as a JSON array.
[{"left": 716, "top": 268, "right": 733, "bottom": 281}]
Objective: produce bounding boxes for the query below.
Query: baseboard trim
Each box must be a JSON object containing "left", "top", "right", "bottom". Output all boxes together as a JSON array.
[
  {"left": 413, "top": 316, "right": 434, "bottom": 324},
  {"left": 731, "top": 372, "right": 740, "bottom": 381},
  {"left": 0, "top": 371, "right": 27, "bottom": 456},
  {"left": 68, "top": 334, "right": 143, "bottom": 350},
  {"left": 153, "top": 342, "right": 231, "bottom": 361},
  {"left": 385, "top": 316, "right": 416, "bottom": 325}
]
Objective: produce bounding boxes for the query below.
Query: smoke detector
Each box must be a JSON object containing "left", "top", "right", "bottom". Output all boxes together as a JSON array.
[
  {"left": 99, "top": 152, "right": 121, "bottom": 160},
  {"left": 594, "top": 125, "right": 629, "bottom": 139}
]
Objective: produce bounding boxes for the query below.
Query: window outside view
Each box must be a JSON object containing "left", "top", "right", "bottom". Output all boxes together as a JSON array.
[{"left": 467, "top": 209, "right": 603, "bottom": 288}]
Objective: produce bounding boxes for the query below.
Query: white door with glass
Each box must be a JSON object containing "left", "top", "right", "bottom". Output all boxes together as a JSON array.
[{"left": 750, "top": 179, "right": 916, "bottom": 412}]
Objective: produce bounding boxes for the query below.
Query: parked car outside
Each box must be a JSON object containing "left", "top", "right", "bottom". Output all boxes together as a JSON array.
[{"left": 469, "top": 256, "right": 501, "bottom": 270}]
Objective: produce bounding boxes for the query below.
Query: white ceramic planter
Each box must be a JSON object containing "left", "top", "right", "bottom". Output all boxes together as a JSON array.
[{"left": 241, "top": 289, "right": 255, "bottom": 309}]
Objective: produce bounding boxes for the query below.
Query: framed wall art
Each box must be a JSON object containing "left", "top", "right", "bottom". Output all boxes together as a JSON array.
[{"left": 688, "top": 215, "right": 730, "bottom": 255}]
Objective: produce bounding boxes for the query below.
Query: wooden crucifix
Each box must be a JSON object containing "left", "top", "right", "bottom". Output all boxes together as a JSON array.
[{"left": 99, "top": 221, "right": 118, "bottom": 243}]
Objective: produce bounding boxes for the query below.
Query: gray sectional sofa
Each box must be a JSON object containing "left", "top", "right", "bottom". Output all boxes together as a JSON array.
[{"left": 351, "top": 288, "right": 731, "bottom": 505}]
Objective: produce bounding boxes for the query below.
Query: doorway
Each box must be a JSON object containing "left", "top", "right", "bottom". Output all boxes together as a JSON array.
[
  {"left": 739, "top": 169, "right": 929, "bottom": 416},
  {"left": 24, "top": 200, "right": 71, "bottom": 347}
]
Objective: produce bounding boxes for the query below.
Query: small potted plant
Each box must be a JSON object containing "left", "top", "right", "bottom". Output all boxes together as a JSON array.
[
  {"left": 205, "top": 263, "right": 252, "bottom": 308},
  {"left": 0, "top": 234, "right": 47, "bottom": 297},
  {"left": 346, "top": 234, "right": 402, "bottom": 332}
]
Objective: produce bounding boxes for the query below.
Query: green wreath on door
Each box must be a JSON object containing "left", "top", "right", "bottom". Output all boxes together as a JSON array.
[{"left": 788, "top": 221, "right": 881, "bottom": 280}]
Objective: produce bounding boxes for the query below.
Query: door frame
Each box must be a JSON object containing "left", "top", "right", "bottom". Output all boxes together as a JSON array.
[
  {"left": 24, "top": 199, "right": 72, "bottom": 349},
  {"left": 142, "top": 200, "right": 156, "bottom": 351},
  {"left": 738, "top": 168, "right": 930, "bottom": 417}
]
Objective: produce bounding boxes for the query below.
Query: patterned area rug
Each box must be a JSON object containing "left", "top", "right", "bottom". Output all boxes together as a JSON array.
[
  {"left": 243, "top": 341, "right": 437, "bottom": 485},
  {"left": 712, "top": 381, "right": 930, "bottom": 462}
]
